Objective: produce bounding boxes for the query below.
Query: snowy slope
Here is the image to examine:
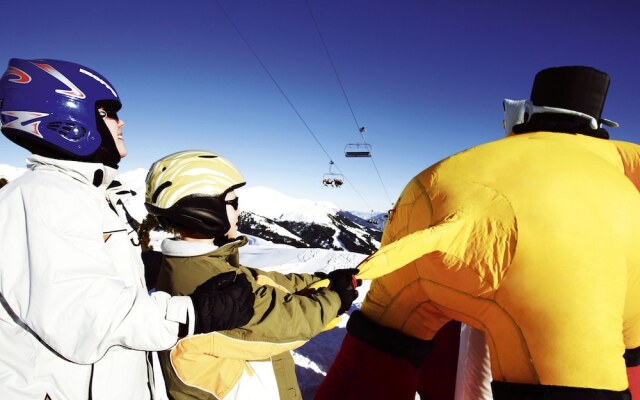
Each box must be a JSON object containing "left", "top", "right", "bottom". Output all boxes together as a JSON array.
[{"left": 238, "top": 238, "right": 370, "bottom": 399}]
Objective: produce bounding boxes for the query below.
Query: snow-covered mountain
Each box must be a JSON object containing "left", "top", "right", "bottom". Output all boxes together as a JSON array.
[{"left": 238, "top": 186, "right": 382, "bottom": 254}]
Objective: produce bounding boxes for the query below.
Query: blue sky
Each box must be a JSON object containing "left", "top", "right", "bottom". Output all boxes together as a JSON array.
[{"left": 1, "top": 0, "right": 639, "bottom": 211}]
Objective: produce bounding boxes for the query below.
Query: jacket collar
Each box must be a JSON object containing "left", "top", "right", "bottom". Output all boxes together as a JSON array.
[
  {"left": 27, "top": 154, "right": 118, "bottom": 190},
  {"left": 161, "top": 236, "right": 248, "bottom": 257}
]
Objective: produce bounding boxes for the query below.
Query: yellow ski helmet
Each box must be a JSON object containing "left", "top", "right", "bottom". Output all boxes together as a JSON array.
[{"left": 144, "top": 150, "right": 246, "bottom": 237}]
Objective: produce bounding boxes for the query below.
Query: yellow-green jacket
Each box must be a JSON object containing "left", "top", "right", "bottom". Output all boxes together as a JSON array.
[{"left": 156, "top": 236, "right": 341, "bottom": 400}]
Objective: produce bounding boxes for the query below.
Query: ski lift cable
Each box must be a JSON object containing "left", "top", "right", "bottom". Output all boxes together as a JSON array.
[
  {"left": 214, "top": 0, "right": 374, "bottom": 211},
  {"left": 369, "top": 156, "right": 393, "bottom": 205},
  {"left": 330, "top": 162, "right": 374, "bottom": 211},
  {"left": 305, "top": 0, "right": 394, "bottom": 207},
  {"left": 304, "top": 0, "right": 363, "bottom": 141},
  {"left": 214, "top": 0, "right": 329, "bottom": 160}
]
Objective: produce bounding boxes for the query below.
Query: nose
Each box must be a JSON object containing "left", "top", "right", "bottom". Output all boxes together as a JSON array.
[{"left": 118, "top": 119, "right": 125, "bottom": 128}]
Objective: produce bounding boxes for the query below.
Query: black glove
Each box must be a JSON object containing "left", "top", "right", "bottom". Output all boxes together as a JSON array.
[
  {"left": 325, "top": 268, "right": 362, "bottom": 316},
  {"left": 189, "top": 271, "right": 255, "bottom": 334}
]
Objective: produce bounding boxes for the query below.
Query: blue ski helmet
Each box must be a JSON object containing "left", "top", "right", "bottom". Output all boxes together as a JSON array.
[{"left": 0, "top": 58, "right": 122, "bottom": 168}]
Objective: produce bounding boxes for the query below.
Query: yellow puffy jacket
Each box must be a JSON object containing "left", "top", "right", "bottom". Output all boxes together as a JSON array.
[{"left": 357, "top": 132, "right": 640, "bottom": 391}]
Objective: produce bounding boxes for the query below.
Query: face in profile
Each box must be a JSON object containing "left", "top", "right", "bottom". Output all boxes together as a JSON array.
[
  {"left": 99, "top": 107, "right": 127, "bottom": 158},
  {"left": 224, "top": 190, "right": 240, "bottom": 239}
]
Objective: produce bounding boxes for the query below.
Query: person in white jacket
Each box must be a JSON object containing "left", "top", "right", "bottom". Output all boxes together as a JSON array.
[{"left": 0, "top": 58, "right": 256, "bottom": 400}]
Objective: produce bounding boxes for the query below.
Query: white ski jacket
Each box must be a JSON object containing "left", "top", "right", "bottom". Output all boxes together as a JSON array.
[{"left": 0, "top": 155, "right": 194, "bottom": 400}]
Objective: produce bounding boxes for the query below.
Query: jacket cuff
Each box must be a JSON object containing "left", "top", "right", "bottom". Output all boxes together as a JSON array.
[{"left": 166, "top": 296, "right": 195, "bottom": 338}]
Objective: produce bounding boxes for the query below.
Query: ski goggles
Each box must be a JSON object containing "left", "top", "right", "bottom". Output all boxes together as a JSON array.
[{"left": 225, "top": 197, "right": 239, "bottom": 210}]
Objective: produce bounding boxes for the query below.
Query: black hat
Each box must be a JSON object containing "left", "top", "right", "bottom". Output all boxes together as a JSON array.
[{"left": 512, "top": 66, "right": 618, "bottom": 139}]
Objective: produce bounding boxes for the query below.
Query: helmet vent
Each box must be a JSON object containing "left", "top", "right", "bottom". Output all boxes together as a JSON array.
[
  {"left": 152, "top": 181, "right": 173, "bottom": 203},
  {"left": 198, "top": 155, "right": 218, "bottom": 159},
  {"left": 47, "top": 121, "right": 88, "bottom": 142}
]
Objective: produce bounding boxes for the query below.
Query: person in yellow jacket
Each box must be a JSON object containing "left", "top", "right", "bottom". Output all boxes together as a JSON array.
[
  {"left": 317, "top": 66, "right": 640, "bottom": 400},
  {"left": 143, "top": 150, "right": 360, "bottom": 400}
]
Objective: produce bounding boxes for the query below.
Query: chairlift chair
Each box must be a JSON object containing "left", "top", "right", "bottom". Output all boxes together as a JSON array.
[
  {"left": 344, "top": 142, "right": 372, "bottom": 158},
  {"left": 323, "top": 161, "right": 344, "bottom": 188}
]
